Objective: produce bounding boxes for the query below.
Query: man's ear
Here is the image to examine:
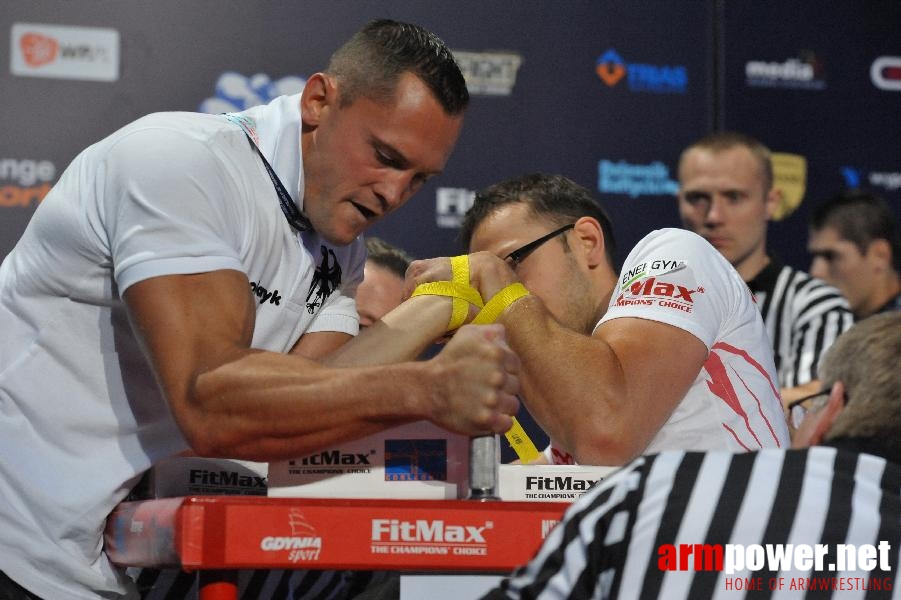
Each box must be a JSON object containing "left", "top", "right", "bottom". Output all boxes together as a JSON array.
[
  {"left": 764, "top": 187, "right": 782, "bottom": 220},
  {"left": 300, "top": 73, "right": 335, "bottom": 128},
  {"left": 572, "top": 217, "right": 606, "bottom": 268},
  {"left": 865, "top": 238, "right": 893, "bottom": 271},
  {"left": 791, "top": 381, "right": 846, "bottom": 448}
]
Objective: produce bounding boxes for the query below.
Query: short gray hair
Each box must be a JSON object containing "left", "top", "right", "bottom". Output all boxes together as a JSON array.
[{"left": 819, "top": 311, "right": 901, "bottom": 444}]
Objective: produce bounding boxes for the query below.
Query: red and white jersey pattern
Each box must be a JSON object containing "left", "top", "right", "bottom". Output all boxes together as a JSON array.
[{"left": 549, "top": 228, "right": 788, "bottom": 464}]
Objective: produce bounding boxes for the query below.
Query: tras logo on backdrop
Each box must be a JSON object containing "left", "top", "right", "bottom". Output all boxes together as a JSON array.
[
  {"left": 198, "top": 72, "right": 307, "bottom": 113},
  {"left": 10, "top": 23, "right": 119, "bottom": 82},
  {"left": 595, "top": 48, "right": 688, "bottom": 94}
]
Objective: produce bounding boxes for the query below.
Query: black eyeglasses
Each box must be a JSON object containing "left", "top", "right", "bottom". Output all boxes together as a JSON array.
[
  {"left": 504, "top": 224, "right": 575, "bottom": 267},
  {"left": 786, "top": 388, "right": 845, "bottom": 429}
]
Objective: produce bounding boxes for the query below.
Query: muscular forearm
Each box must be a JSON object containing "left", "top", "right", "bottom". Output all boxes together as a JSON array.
[
  {"left": 181, "top": 325, "right": 517, "bottom": 460},
  {"left": 497, "top": 296, "right": 647, "bottom": 465},
  {"left": 323, "top": 295, "right": 451, "bottom": 367},
  {"left": 184, "top": 352, "right": 429, "bottom": 459}
]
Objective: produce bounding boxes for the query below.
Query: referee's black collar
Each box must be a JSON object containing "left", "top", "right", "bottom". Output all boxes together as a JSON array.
[
  {"left": 822, "top": 436, "right": 901, "bottom": 469},
  {"left": 745, "top": 255, "right": 784, "bottom": 293}
]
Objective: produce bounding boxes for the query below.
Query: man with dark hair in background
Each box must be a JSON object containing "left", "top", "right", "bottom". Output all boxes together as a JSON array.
[
  {"left": 0, "top": 20, "right": 523, "bottom": 600},
  {"left": 677, "top": 131, "right": 854, "bottom": 406},
  {"left": 357, "top": 237, "right": 414, "bottom": 328},
  {"left": 808, "top": 190, "right": 901, "bottom": 319}
]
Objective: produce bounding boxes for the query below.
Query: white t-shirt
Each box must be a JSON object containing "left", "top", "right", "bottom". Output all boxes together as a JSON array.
[
  {"left": 548, "top": 228, "right": 789, "bottom": 465},
  {"left": 0, "top": 94, "right": 365, "bottom": 599}
]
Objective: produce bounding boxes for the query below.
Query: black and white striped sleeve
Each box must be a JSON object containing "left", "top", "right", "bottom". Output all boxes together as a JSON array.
[{"left": 763, "top": 267, "right": 854, "bottom": 388}]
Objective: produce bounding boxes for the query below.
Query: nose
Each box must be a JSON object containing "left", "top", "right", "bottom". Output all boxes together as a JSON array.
[
  {"left": 703, "top": 196, "right": 727, "bottom": 226},
  {"left": 374, "top": 171, "right": 416, "bottom": 213}
]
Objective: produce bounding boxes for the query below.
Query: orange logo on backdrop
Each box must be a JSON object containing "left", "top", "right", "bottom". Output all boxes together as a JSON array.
[
  {"left": 596, "top": 62, "right": 626, "bottom": 87},
  {"left": 0, "top": 183, "right": 51, "bottom": 208},
  {"left": 21, "top": 33, "right": 59, "bottom": 67}
]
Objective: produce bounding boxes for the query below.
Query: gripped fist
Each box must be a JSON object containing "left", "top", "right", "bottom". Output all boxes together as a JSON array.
[
  {"left": 404, "top": 252, "right": 518, "bottom": 303},
  {"left": 427, "top": 323, "right": 521, "bottom": 436}
]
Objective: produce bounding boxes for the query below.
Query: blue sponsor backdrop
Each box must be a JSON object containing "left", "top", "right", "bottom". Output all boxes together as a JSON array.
[{"left": 2, "top": 1, "right": 899, "bottom": 460}]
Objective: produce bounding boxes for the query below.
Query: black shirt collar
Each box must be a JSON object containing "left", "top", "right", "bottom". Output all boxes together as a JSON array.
[
  {"left": 823, "top": 436, "right": 901, "bottom": 468},
  {"left": 745, "top": 256, "right": 783, "bottom": 292}
]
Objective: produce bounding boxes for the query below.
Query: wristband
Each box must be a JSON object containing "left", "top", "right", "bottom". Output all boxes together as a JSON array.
[
  {"left": 471, "top": 283, "right": 531, "bottom": 325},
  {"left": 409, "top": 255, "right": 484, "bottom": 332}
]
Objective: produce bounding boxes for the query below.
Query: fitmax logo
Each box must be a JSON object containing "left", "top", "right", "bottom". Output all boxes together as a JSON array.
[
  {"left": 189, "top": 469, "right": 266, "bottom": 488},
  {"left": 626, "top": 277, "right": 701, "bottom": 302},
  {"left": 371, "top": 519, "right": 488, "bottom": 543},
  {"left": 295, "top": 450, "right": 373, "bottom": 466},
  {"left": 526, "top": 476, "right": 597, "bottom": 491}
]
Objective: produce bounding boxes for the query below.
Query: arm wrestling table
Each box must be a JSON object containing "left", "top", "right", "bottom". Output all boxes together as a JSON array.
[{"left": 104, "top": 496, "right": 570, "bottom": 599}]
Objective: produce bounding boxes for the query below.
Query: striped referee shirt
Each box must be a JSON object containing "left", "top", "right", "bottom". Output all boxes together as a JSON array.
[
  {"left": 747, "top": 260, "right": 853, "bottom": 388},
  {"left": 485, "top": 445, "right": 900, "bottom": 600},
  {"left": 130, "top": 567, "right": 393, "bottom": 599}
]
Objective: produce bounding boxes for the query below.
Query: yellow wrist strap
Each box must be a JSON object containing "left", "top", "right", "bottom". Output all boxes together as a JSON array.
[
  {"left": 409, "top": 255, "right": 484, "bottom": 332},
  {"left": 468, "top": 282, "right": 539, "bottom": 462},
  {"left": 472, "top": 283, "right": 531, "bottom": 325},
  {"left": 505, "top": 415, "right": 542, "bottom": 464},
  {"left": 411, "top": 268, "right": 538, "bottom": 462}
]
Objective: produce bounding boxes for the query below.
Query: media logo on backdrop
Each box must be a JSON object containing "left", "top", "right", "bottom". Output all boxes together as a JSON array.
[
  {"left": 870, "top": 56, "right": 901, "bottom": 91},
  {"left": 842, "top": 166, "right": 901, "bottom": 192},
  {"left": 10, "top": 23, "right": 119, "bottom": 82},
  {"left": 745, "top": 52, "right": 826, "bottom": 90},
  {"left": 595, "top": 49, "right": 687, "bottom": 94},
  {"left": 436, "top": 187, "right": 476, "bottom": 228},
  {"left": 453, "top": 51, "right": 523, "bottom": 96},
  {"left": 0, "top": 158, "right": 56, "bottom": 209},
  {"left": 198, "top": 72, "right": 307, "bottom": 113},
  {"left": 598, "top": 160, "right": 679, "bottom": 198}
]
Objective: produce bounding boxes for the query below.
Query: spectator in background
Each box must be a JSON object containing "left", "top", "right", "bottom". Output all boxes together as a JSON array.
[
  {"left": 677, "top": 131, "right": 854, "bottom": 406},
  {"left": 357, "top": 237, "right": 413, "bottom": 328},
  {"left": 808, "top": 190, "right": 901, "bottom": 319},
  {"left": 483, "top": 311, "right": 901, "bottom": 600}
]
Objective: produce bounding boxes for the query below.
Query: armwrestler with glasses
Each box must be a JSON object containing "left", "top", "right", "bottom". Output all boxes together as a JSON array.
[{"left": 405, "top": 173, "right": 790, "bottom": 466}]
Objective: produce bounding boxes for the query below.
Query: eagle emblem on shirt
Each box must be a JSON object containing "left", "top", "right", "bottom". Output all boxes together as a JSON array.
[{"left": 306, "top": 245, "right": 342, "bottom": 314}]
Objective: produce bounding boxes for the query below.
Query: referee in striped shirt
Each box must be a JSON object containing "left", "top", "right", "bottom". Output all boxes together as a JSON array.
[
  {"left": 677, "top": 132, "right": 854, "bottom": 408},
  {"left": 483, "top": 311, "right": 900, "bottom": 600}
]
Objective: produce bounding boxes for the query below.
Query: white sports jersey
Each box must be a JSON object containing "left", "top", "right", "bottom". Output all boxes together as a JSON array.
[
  {"left": 549, "top": 228, "right": 789, "bottom": 465},
  {"left": 0, "top": 94, "right": 365, "bottom": 599}
]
